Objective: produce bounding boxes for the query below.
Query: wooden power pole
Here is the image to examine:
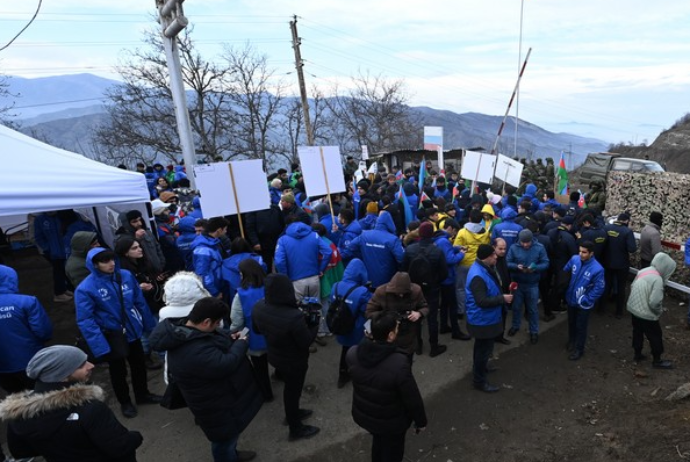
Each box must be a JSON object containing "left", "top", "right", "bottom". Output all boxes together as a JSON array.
[{"left": 289, "top": 16, "right": 315, "bottom": 146}]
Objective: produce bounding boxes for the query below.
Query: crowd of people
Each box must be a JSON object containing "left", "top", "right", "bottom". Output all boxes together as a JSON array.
[{"left": 0, "top": 156, "right": 686, "bottom": 462}]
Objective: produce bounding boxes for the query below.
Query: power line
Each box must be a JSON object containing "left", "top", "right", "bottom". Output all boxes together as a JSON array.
[{"left": 0, "top": 0, "right": 42, "bottom": 52}]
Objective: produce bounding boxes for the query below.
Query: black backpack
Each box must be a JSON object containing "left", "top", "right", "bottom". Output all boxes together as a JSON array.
[
  {"left": 326, "top": 284, "right": 358, "bottom": 335},
  {"left": 408, "top": 245, "right": 435, "bottom": 288}
]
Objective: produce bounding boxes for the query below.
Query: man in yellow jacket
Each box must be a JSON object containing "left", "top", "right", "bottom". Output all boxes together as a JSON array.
[{"left": 453, "top": 209, "right": 490, "bottom": 318}]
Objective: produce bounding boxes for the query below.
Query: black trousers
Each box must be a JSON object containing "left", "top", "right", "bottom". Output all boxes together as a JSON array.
[
  {"left": 473, "top": 337, "right": 495, "bottom": 386},
  {"left": 339, "top": 345, "right": 351, "bottom": 374},
  {"left": 424, "top": 289, "right": 441, "bottom": 346},
  {"left": 50, "top": 258, "right": 67, "bottom": 295},
  {"left": 108, "top": 339, "right": 149, "bottom": 404},
  {"left": 439, "top": 284, "right": 461, "bottom": 335},
  {"left": 371, "top": 432, "right": 406, "bottom": 462},
  {"left": 249, "top": 354, "right": 273, "bottom": 401},
  {"left": 605, "top": 268, "right": 629, "bottom": 315},
  {"left": 278, "top": 363, "right": 308, "bottom": 431},
  {"left": 631, "top": 315, "right": 664, "bottom": 359}
]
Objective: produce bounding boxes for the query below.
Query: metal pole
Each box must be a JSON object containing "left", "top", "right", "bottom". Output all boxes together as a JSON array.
[
  {"left": 514, "top": 0, "right": 525, "bottom": 160},
  {"left": 157, "top": 0, "right": 197, "bottom": 188}
]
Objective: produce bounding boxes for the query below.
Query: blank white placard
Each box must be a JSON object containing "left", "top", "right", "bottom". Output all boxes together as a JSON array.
[
  {"left": 494, "top": 154, "right": 524, "bottom": 187},
  {"left": 461, "top": 150, "right": 496, "bottom": 184},
  {"left": 298, "top": 146, "right": 347, "bottom": 197}
]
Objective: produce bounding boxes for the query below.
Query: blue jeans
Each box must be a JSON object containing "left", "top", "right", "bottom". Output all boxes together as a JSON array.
[
  {"left": 567, "top": 306, "right": 591, "bottom": 353},
  {"left": 455, "top": 265, "right": 470, "bottom": 315},
  {"left": 511, "top": 283, "right": 539, "bottom": 334},
  {"left": 211, "top": 434, "right": 239, "bottom": 462}
]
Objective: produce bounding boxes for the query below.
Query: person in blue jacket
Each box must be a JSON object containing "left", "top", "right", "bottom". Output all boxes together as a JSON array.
[
  {"left": 268, "top": 178, "right": 283, "bottom": 206},
  {"left": 466, "top": 244, "right": 513, "bottom": 393},
  {"left": 221, "top": 237, "right": 266, "bottom": 303},
  {"left": 75, "top": 248, "right": 160, "bottom": 419},
  {"left": 33, "top": 211, "right": 72, "bottom": 303},
  {"left": 192, "top": 217, "right": 228, "bottom": 298},
  {"left": 358, "top": 202, "right": 379, "bottom": 231},
  {"left": 173, "top": 164, "right": 187, "bottom": 183},
  {"left": 686, "top": 235, "right": 690, "bottom": 328},
  {"left": 330, "top": 258, "right": 372, "bottom": 389},
  {"left": 564, "top": 240, "right": 605, "bottom": 361},
  {"left": 506, "top": 229, "right": 550, "bottom": 343},
  {"left": 188, "top": 196, "right": 204, "bottom": 219},
  {"left": 538, "top": 190, "right": 560, "bottom": 211},
  {"left": 521, "top": 183, "right": 540, "bottom": 213},
  {"left": 491, "top": 208, "right": 523, "bottom": 250},
  {"left": 175, "top": 216, "right": 198, "bottom": 271},
  {"left": 433, "top": 220, "right": 470, "bottom": 340},
  {"left": 0, "top": 265, "right": 53, "bottom": 394},
  {"left": 275, "top": 216, "right": 333, "bottom": 300},
  {"left": 341, "top": 211, "right": 404, "bottom": 288},
  {"left": 230, "top": 258, "right": 272, "bottom": 402},
  {"left": 331, "top": 208, "right": 362, "bottom": 261}
]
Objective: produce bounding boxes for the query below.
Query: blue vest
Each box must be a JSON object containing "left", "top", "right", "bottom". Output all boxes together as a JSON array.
[
  {"left": 465, "top": 262, "right": 503, "bottom": 327},
  {"left": 237, "top": 286, "right": 267, "bottom": 351}
]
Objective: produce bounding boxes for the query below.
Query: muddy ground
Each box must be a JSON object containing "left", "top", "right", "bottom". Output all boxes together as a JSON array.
[{"left": 3, "top": 249, "right": 690, "bottom": 462}]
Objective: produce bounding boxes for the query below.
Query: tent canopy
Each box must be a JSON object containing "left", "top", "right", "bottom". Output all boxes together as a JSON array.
[{"left": 0, "top": 124, "right": 150, "bottom": 218}]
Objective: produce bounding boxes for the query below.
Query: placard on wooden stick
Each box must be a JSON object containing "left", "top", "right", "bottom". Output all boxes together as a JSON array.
[
  {"left": 461, "top": 150, "right": 496, "bottom": 184},
  {"left": 297, "top": 146, "right": 347, "bottom": 198},
  {"left": 193, "top": 160, "right": 270, "bottom": 219},
  {"left": 494, "top": 154, "right": 524, "bottom": 187}
]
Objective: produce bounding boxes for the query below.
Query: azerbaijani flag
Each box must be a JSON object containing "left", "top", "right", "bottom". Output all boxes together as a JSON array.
[
  {"left": 419, "top": 191, "right": 430, "bottom": 208},
  {"left": 395, "top": 169, "right": 403, "bottom": 181},
  {"left": 557, "top": 151, "right": 569, "bottom": 196},
  {"left": 418, "top": 157, "right": 426, "bottom": 195},
  {"left": 578, "top": 189, "right": 586, "bottom": 208},
  {"left": 397, "top": 183, "right": 413, "bottom": 226}
]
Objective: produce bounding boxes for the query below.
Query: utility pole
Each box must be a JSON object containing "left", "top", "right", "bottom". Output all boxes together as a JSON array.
[
  {"left": 290, "top": 15, "right": 314, "bottom": 146},
  {"left": 155, "top": 0, "right": 197, "bottom": 187}
]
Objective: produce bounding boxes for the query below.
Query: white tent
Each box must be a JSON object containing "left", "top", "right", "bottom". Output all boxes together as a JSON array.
[{"left": 0, "top": 125, "right": 150, "bottom": 239}]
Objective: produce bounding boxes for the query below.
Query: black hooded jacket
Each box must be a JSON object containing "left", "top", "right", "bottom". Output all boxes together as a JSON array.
[
  {"left": 0, "top": 383, "right": 141, "bottom": 462},
  {"left": 252, "top": 274, "right": 317, "bottom": 369},
  {"left": 346, "top": 339, "right": 427, "bottom": 435},
  {"left": 148, "top": 320, "right": 262, "bottom": 442}
]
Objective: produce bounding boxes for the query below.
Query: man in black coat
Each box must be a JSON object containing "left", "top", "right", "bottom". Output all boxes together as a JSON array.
[
  {"left": 402, "top": 222, "right": 449, "bottom": 357},
  {"left": 0, "top": 345, "right": 143, "bottom": 462},
  {"left": 347, "top": 311, "right": 427, "bottom": 462},
  {"left": 149, "top": 298, "right": 262, "bottom": 462},
  {"left": 603, "top": 212, "right": 637, "bottom": 318},
  {"left": 546, "top": 215, "right": 578, "bottom": 317},
  {"left": 253, "top": 274, "right": 319, "bottom": 441},
  {"left": 245, "top": 204, "right": 284, "bottom": 272}
]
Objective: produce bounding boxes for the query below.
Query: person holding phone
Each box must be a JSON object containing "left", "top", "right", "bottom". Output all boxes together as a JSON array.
[{"left": 150, "top": 297, "right": 262, "bottom": 462}]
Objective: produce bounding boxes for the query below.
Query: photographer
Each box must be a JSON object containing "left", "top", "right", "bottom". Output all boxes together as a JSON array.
[
  {"left": 366, "top": 272, "right": 429, "bottom": 362},
  {"left": 253, "top": 274, "right": 320, "bottom": 442}
]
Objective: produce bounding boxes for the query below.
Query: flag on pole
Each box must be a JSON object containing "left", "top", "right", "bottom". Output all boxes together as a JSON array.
[
  {"left": 395, "top": 169, "right": 403, "bottom": 181},
  {"left": 418, "top": 157, "right": 426, "bottom": 195},
  {"left": 419, "top": 191, "right": 430, "bottom": 208},
  {"left": 557, "top": 151, "right": 569, "bottom": 196},
  {"left": 397, "top": 183, "right": 413, "bottom": 226}
]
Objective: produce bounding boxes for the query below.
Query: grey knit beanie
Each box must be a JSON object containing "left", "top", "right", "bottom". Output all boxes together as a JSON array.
[{"left": 26, "top": 346, "right": 88, "bottom": 382}]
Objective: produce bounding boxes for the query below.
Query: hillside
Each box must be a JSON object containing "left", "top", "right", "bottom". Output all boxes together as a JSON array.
[{"left": 606, "top": 116, "right": 690, "bottom": 173}]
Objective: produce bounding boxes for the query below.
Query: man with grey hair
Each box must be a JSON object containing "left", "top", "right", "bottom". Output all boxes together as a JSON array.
[{"left": 0, "top": 345, "right": 143, "bottom": 462}]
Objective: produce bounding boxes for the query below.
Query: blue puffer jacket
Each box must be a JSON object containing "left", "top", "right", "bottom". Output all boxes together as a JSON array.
[
  {"left": 341, "top": 212, "right": 403, "bottom": 288},
  {"left": 359, "top": 213, "right": 378, "bottom": 231},
  {"left": 333, "top": 220, "right": 362, "bottom": 259},
  {"left": 33, "top": 214, "right": 66, "bottom": 259},
  {"left": 685, "top": 236, "right": 690, "bottom": 267},
  {"left": 176, "top": 216, "right": 197, "bottom": 271},
  {"left": 539, "top": 198, "right": 560, "bottom": 211},
  {"left": 0, "top": 265, "right": 53, "bottom": 373},
  {"left": 506, "top": 239, "right": 549, "bottom": 285},
  {"left": 221, "top": 253, "right": 266, "bottom": 302},
  {"left": 188, "top": 196, "right": 203, "bottom": 219},
  {"left": 191, "top": 234, "right": 224, "bottom": 296},
  {"left": 465, "top": 261, "right": 503, "bottom": 327},
  {"left": 275, "top": 222, "right": 332, "bottom": 281},
  {"left": 434, "top": 186, "right": 452, "bottom": 202},
  {"left": 173, "top": 165, "right": 187, "bottom": 182},
  {"left": 269, "top": 186, "right": 282, "bottom": 206},
  {"left": 319, "top": 213, "right": 339, "bottom": 244},
  {"left": 491, "top": 208, "right": 523, "bottom": 249},
  {"left": 433, "top": 231, "right": 464, "bottom": 285},
  {"left": 564, "top": 255, "right": 605, "bottom": 310},
  {"left": 522, "top": 184, "right": 540, "bottom": 212},
  {"left": 75, "top": 248, "right": 156, "bottom": 359},
  {"left": 237, "top": 286, "right": 267, "bottom": 351},
  {"left": 331, "top": 259, "right": 372, "bottom": 347}
]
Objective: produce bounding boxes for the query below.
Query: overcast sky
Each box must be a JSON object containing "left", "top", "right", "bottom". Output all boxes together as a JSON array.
[{"left": 1, "top": 0, "right": 689, "bottom": 144}]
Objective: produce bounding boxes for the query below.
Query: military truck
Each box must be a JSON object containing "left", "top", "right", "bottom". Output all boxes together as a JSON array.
[{"left": 577, "top": 152, "right": 665, "bottom": 189}]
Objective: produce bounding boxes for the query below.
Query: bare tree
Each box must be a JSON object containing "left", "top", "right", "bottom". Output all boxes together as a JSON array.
[
  {"left": 0, "top": 72, "right": 19, "bottom": 129},
  {"left": 221, "top": 43, "right": 286, "bottom": 167},
  {"left": 323, "top": 71, "right": 422, "bottom": 157},
  {"left": 95, "top": 28, "right": 241, "bottom": 166}
]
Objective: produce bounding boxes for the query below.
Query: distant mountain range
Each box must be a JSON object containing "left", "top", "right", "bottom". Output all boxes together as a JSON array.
[{"left": 0, "top": 73, "right": 608, "bottom": 166}]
